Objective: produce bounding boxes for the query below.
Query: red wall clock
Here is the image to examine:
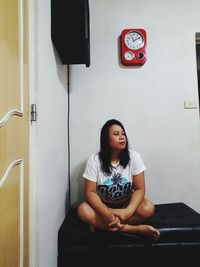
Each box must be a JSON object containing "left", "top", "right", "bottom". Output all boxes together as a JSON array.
[{"left": 120, "top": 28, "right": 147, "bottom": 66}]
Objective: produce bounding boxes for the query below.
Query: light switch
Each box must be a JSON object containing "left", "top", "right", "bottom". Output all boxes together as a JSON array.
[{"left": 184, "top": 101, "right": 197, "bottom": 109}]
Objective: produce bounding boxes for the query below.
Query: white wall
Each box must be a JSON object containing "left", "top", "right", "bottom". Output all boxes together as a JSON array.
[
  {"left": 29, "top": 1, "right": 69, "bottom": 267},
  {"left": 29, "top": 0, "right": 200, "bottom": 266},
  {"left": 70, "top": 0, "right": 200, "bottom": 213}
]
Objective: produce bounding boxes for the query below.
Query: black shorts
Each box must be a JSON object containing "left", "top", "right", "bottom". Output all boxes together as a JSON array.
[{"left": 104, "top": 201, "right": 129, "bottom": 209}]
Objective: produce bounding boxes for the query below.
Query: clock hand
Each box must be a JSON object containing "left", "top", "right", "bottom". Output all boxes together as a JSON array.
[{"left": 133, "top": 37, "right": 140, "bottom": 42}]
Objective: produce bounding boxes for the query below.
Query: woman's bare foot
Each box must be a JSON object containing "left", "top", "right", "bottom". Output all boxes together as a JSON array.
[{"left": 119, "top": 224, "right": 160, "bottom": 240}]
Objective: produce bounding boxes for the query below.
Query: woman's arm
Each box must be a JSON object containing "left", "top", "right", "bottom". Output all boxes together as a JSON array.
[{"left": 126, "top": 171, "right": 145, "bottom": 214}]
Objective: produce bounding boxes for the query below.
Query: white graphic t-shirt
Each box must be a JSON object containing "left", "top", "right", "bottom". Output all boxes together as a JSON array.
[{"left": 83, "top": 149, "right": 146, "bottom": 206}]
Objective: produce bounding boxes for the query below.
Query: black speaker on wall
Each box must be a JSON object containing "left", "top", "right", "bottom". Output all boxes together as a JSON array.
[{"left": 51, "top": 0, "right": 90, "bottom": 67}]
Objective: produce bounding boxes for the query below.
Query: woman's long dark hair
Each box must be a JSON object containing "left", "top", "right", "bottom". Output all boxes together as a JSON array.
[{"left": 99, "top": 119, "right": 130, "bottom": 175}]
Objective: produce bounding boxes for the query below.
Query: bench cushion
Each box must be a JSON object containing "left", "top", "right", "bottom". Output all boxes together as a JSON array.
[{"left": 58, "top": 202, "right": 200, "bottom": 250}]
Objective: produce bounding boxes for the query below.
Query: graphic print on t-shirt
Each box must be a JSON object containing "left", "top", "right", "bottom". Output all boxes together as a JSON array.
[{"left": 97, "top": 172, "right": 132, "bottom": 204}]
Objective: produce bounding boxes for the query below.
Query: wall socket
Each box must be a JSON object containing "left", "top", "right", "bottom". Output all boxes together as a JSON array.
[{"left": 184, "top": 100, "right": 197, "bottom": 109}]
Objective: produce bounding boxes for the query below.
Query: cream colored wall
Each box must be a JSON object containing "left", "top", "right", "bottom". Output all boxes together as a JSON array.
[{"left": 29, "top": 1, "right": 69, "bottom": 267}]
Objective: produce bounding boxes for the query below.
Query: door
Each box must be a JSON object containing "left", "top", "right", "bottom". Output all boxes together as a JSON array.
[{"left": 0, "top": 0, "right": 29, "bottom": 266}]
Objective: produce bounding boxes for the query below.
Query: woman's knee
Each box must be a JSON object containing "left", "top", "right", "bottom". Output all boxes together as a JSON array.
[
  {"left": 77, "top": 202, "right": 94, "bottom": 223},
  {"left": 138, "top": 199, "right": 155, "bottom": 219}
]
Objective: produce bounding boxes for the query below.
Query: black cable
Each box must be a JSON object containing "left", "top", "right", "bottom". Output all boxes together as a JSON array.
[{"left": 67, "top": 64, "right": 71, "bottom": 209}]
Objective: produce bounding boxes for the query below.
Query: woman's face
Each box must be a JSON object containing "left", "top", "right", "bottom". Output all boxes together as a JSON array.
[{"left": 109, "top": 124, "right": 126, "bottom": 151}]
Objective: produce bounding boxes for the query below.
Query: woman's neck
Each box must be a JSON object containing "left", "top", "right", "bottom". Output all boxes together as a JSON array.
[{"left": 110, "top": 150, "right": 120, "bottom": 163}]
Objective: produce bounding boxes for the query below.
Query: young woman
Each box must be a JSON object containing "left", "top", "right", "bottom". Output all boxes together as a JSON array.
[{"left": 77, "top": 119, "right": 160, "bottom": 240}]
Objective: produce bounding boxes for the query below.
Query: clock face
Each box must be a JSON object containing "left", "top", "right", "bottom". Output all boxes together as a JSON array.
[{"left": 124, "top": 31, "right": 144, "bottom": 50}]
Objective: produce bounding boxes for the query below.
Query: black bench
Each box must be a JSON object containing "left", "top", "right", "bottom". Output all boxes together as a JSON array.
[{"left": 57, "top": 202, "right": 200, "bottom": 267}]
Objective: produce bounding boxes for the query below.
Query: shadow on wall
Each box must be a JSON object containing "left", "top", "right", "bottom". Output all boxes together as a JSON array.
[{"left": 65, "top": 161, "right": 86, "bottom": 211}]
